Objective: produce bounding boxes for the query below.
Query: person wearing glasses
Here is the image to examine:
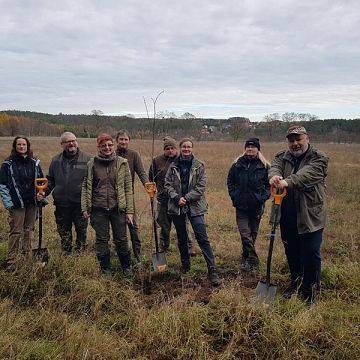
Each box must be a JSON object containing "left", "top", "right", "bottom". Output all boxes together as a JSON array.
[
  {"left": 46, "top": 132, "right": 90, "bottom": 254},
  {"left": 81, "top": 134, "right": 134, "bottom": 276}
]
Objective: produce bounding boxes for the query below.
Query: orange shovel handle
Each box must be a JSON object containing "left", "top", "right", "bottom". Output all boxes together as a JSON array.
[
  {"left": 271, "top": 185, "right": 287, "bottom": 205},
  {"left": 35, "top": 178, "right": 48, "bottom": 195},
  {"left": 144, "top": 182, "right": 157, "bottom": 198}
]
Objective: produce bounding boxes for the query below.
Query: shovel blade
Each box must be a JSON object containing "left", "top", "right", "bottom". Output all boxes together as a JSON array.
[
  {"left": 255, "top": 280, "right": 277, "bottom": 305},
  {"left": 151, "top": 252, "right": 167, "bottom": 272},
  {"left": 32, "top": 248, "right": 49, "bottom": 264}
]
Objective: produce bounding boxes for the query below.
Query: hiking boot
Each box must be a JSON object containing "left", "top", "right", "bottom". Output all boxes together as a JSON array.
[
  {"left": 100, "top": 268, "right": 113, "bottom": 277},
  {"left": 240, "top": 261, "right": 252, "bottom": 272},
  {"left": 122, "top": 267, "right": 133, "bottom": 277},
  {"left": 181, "top": 264, "right": 191, "bottom": 274},
  {"left": 188, "top": 245, "right": 196, "bottom": 257},
  {"left": 282, "top": 287, "right": 297, "bottom": 299},
  {"left": 241, "top": 259, "right": 259, "bottom": 272},
  {"left": 208, "top": 269, "right": 222, "bottom": 287}
]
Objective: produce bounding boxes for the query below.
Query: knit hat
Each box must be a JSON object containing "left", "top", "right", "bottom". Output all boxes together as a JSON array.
[
  {"left": 97, "top": 133, "right": 113, "bottom": 146},
  {"left": 245, "top": 138, "right": 260, "bottom": 150},
  {"left": 163, "top": 136, "right": 177, "bottom": 149}
]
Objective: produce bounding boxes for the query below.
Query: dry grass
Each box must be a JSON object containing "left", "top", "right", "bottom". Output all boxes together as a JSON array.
[{"left": 0, "top": 137, "right": 359, "bottom": 359}]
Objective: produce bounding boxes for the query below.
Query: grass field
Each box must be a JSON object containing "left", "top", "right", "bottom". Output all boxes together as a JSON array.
[{"left": 0, "top": 137, "right": 359, "bottom": 359}]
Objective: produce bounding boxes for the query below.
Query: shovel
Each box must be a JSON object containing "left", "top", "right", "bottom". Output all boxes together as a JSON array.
[
  {"left": 33, "top": 178, "right": 50, "bottom": 264},
  {"left": 145, "top": 182, "right": 167, "bottom": 272},
  {"left": 255, "top": 186, "right": 286, "bottom": 305}
]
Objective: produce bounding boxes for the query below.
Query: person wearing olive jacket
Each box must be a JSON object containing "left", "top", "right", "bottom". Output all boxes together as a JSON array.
[
  {"left": 227, "top": 138, "right": 270, "bottom": 272},
  {"left": 164, "top": 138, "right": 221, "bottom": 287},
  {"left": 81, "top": 134, "right": 134, "bottom": 276},
  {"left": 269, "top": 125, "right": 328, "bottom": 303}
]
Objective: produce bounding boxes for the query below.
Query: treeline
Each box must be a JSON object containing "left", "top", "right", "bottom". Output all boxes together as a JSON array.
[
  {"left": 246, "top": 118, "right": 360, "bottom": 143},
  {"left": 1, "top": 110, "right": 359, "bottom": 143},
  {"left": 0, "top": 113, "right": 62, "bottom": 137}
]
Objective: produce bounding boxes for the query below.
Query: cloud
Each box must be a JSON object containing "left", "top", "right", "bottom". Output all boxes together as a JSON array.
[{"left": 0, "top": 0, "right": 359, "bottom": 119}]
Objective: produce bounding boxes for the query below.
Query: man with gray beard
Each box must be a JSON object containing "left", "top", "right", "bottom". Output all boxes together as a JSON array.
[
  {"left": 269, "top": 125, "right": 328, "bottom": 304},
  {"left": 46, "top": 132, "right": 91, "bottom": 254}
]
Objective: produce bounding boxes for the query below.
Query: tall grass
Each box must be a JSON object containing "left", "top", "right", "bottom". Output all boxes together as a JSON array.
[{"left": 0, "top": 138, "right": 359, "bottom": 359}]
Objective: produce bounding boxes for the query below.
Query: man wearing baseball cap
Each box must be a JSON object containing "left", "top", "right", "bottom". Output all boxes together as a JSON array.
[{"left": 269, "top": 125, "right": 329, "bottom": 304}]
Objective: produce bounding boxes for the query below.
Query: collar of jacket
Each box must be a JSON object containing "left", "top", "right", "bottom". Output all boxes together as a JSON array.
[
  {"left": 61, "top": 148, "right": 80, "bottom": 162},
  {"left": 173, "top": 155, "right": 202, "bottom": 171},
  {"left": 235, "top": 155, "right": 264, "bottom": 169},
  {"left": 116, "top": 147, "right": 128, "bottom": 156},
  {"left": 94, "top": 153, "right": 117, "bottom": 163}
]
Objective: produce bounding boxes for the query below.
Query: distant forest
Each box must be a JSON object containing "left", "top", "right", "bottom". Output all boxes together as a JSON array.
[{"left": 1, "top": 110, "right": 359, "bottom": 143}]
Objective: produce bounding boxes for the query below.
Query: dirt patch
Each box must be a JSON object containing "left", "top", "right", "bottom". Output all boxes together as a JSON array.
[{"left": 132, "top": 266, "right": 262, "bottom": 308}]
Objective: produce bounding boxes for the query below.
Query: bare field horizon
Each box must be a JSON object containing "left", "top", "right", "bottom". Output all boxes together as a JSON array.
[{"left": 0, "top": 137, "right": 359, "bottom": 359}]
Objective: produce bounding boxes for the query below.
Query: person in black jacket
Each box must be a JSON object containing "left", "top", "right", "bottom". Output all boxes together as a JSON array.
[
  {"left": 46, "top": 132, "right": 90, "bottom": 254},
  {"left": 227, "top": 138, "right": 270, "bottom": 271},
  {"left": 0, "top": 136, "right": 43, "bottom": 268}
]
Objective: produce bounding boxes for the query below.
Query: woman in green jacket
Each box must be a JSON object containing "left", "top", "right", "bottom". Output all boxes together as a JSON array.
[{"left": 81, "top": 134, "right": 134, "bottom": 276}]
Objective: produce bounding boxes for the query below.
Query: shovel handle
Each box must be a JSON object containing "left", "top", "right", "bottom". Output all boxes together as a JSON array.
[
  {"left": 144, "top": 182, "right": 157, "bottom": 198},
  {"left": 271, "top": 186, "right": 287, "bottom": 205},
  {"left": 35, "top": 178, "right": 48, "bottom": 196}
]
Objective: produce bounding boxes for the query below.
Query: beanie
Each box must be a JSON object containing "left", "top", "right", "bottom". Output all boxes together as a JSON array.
[
  {"left": 97, "top": 133, "right": 113, "bottom": 146},
  {"left": 163, "top": 137, "right": 177, "bottom": 149},
  {"left": 245, "top": 138, "right": 260, "bottom": 150}
]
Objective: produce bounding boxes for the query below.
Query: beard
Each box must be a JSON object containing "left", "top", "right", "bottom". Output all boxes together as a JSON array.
[{"left": 289, "top": 143, "right": 309, "bottom": 157}]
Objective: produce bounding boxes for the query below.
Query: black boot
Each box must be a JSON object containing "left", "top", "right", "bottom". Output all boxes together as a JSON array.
[
  {"left": 117, "top": 252, "right": 132, "bottom": 276},
  {"left": 208, "top": 269, "right": 222, "bottom": 287},
  {"left": 97, "top": 253, "right": 111, "bottom": 276}
]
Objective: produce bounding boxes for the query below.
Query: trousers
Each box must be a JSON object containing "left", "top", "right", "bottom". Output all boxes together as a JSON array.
[
  {"left": 54, "top": 204, "right": 88, "bottom": 253},
  {"left": 172, "top": 213, "right": 216, "bottom": 271},
  {"left": 280, "top": 219, "right": 323, "bottom": 299}
]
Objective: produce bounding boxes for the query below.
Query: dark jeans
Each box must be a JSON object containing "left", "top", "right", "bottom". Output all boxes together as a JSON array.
[
  {"left": 157, "top": 202, "right": 193, "bottom": 249},
  {"left": 280, "top": 220, "right": 323, "bottom": 299},
  {"left": 90, "top": 208, "right": 130, "bottom": 270},
  {"left": 236, "top": 208, "right": 262, "bottom": 265},
  {"left": 172, "top": 213, "right": 216, "bottom": 272},
  {"left": 54, "top": 204, "right": 88, "bottom": 253}
]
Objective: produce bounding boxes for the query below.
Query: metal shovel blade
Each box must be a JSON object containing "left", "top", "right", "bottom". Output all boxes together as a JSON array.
[
  {"left": 151, "top": 252, "right": 167, "bottom": 272},
  {"left": 33, "top": 248, "right": 49, "bottom": 264},
  {"left": 255, "top": 280, "right": 277, "bottom": 305}
]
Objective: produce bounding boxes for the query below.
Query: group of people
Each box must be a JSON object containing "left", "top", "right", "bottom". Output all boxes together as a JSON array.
[{"left": 0, "top": 125, "right": 328, "bottom": 302}]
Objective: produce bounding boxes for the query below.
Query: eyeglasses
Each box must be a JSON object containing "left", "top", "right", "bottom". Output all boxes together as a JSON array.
[
  {"left": 100, "top": 143, "right": 114, "bottom": 149},
  {"left": 62, "top": 139, "right": 77, "bottom": 144}
]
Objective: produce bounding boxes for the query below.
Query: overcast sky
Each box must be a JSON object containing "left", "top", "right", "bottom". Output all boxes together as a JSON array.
[{"left": 1, "top": 0, "right": 359, "bottom": 120}]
